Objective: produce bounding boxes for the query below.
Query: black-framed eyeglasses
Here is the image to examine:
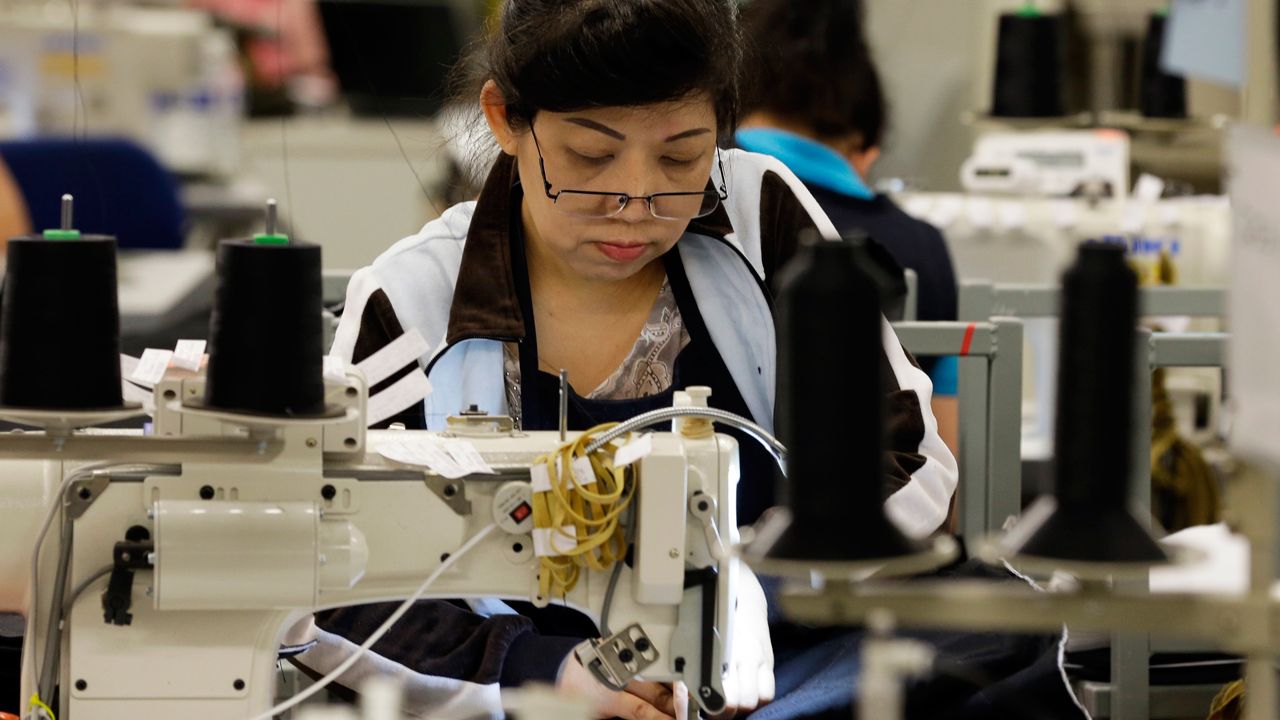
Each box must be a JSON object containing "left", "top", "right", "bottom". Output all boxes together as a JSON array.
[{"left": 530, "top": 122, "right": 728, "bottom": 221}]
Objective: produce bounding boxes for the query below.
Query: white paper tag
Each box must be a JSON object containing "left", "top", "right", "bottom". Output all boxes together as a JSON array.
[
  {"left": 171, "top": 339, "right": 206, "bottom": 372},
  {"left": 357, "top": 328, "right": 431, "bottom": 387},
  {"left": 120, "top": 354, "right": 140, "bottom": 381},
  {"left": 533, "top": 525, "right": 579, "bottom": 557},
  {"left": 530, "top": 461, "right": 553, "bottom": 493},
  {"left": 1227, "top": 125, "right": 1280, "bottom": 462},
  {"left": 366, "top": 368, "right": 433, "bottom": 426},
  {"left": 613, "top": 433, "right": 653, "bottom": 468},
  {"left": 997, "top": 201, "right": 1027, "bottom": 230},
  {"left": 323, "top": 355, "right": 347, "bottom": 383},
  {"left": 121, "top": 379, "right": 155, "bottom": 415},
  {"left": 376, "top": 440, "right": 468, "bottom": 479},
  {"left": 443, "top": 439, "right": 496, "bottom": 475},
  {"left": 965, "top": 198, "right": 994, "bottom": 229},
  {"left": 571, "top": 456, "right": 597, "bottom": 488},
  {"left": 130, "top": 349, "right": 174, "bottom": 388},
  {"left": 1051, "top": 200, "right": 1078, "bottom": 229},
  {"left": 1133, "top": 173, "right": 1165, "bottom": 203}
]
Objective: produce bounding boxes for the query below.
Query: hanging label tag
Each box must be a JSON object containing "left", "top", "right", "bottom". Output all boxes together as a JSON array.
[
  {"left": 323, "top": 355, "right": 347, "bottom": 383},
  {"left": 130, "top": 349, "right": 174, "bottom": 388},
  {"left": 443, "top": 439, "right": 496, "bottom": 475},
  {"left": 171, "top": 339, "right": 207, "bottom": 372},
  {"left": 357, "top": 329, "right": 431, "bottom": 387},
  {"left": 376, "top": 440, "right": 468, "bottom": 478},
  {"left": 120, "top": 354, "right": 140, "bottom": 381},
  {"left": 366, "top": 368, "right": 432, "bottom": 426},
  {"left": 571, "top": 456, "right": 598, "bottom": 488},
  {"left": 121, "top": 380, "right": 155, "bottom": 415},
  {"left": 533, "top": 525, "right": 580, "bottom": 557},
  {"left": 613, "top": 433, "right": 653, "bottom": 468},
  {"left": 530, "top": 461, "right": 553, "bottom": 493},
  {"left": 1133, "top": 173, "right": 1165, "bottom": 203}
]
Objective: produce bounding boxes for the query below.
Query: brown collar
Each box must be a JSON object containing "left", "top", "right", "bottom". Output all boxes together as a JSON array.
[{"left": 444, "top": 152, "right": 733, "bottom": 346}]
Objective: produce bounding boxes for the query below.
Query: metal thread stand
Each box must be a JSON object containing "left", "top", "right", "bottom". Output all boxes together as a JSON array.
[
  {"left": 892, "top": 319, "right": 1023, "bottom": 540},
  {"left": 959, "top": 279, "right": 1229, "bottom": 720}
]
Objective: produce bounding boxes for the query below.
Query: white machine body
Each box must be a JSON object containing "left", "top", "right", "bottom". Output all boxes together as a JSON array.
[
  {"left": 960, "top": 130, "right": 1130, "bottom": 199},
  {"left": 0, "top": 366, "right": 739, "bottom": 719}
]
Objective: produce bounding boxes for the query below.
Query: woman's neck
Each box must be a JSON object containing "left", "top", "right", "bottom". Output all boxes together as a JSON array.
[{"left": 522, "top": 202, "right": 665, "bottom": 317}]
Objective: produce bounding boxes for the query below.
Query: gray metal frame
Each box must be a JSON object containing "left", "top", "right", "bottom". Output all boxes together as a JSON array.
[
  {"left": 960, "top": 277, "right": 1230, "bottom": 720},
  {"left": 892, "top": 319, "right": 1023, "bottom": 540},
  {"left": 959, "top": 280, "right": 1226, "bottom": 322}
]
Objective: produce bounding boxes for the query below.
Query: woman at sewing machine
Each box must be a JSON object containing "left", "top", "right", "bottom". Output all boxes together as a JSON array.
[{"left": 321, "top": 0, "right": 957, "bottom": 716}]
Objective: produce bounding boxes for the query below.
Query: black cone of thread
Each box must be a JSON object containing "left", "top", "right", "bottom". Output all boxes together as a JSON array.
[
  {"left": 0, "top": 235, "right": 124, "bottom": 409},
  {"left": 1140, "top": 14, "right": 1186, "bottom": 119},
  {"left": 203, "top": 239, "right": 326, "bottom": 416},
  {"left": 1011, "top": 243, "right": 1167, "bottom": 563},
  {"left": 766, "top": 233, "right": 917, "bottom": 562},
  {"left": 992, "top": 13, "right": 1065, "bottom": 117}
]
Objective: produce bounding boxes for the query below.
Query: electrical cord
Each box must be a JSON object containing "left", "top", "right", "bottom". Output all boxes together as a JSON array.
[
  {"left": 24, "top": 462, "right": 180, "bottom": 720},
  {"left": 582, "top": 408, "right": 786, "bottom": 471},
  {"left": 60, "top": 565, "right": 113, "bottom": 617},
  {"left": 598, "top": 502, "right": 637, "bottom": 638},
  {"left": 245, "top": 523, "right": 498, "bottom": 720}
]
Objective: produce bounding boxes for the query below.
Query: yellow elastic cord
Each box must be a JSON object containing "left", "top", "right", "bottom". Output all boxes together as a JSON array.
[
  {"left": 531, "top": 423, "right": 637, "bottom": 598},
  {"left": 29, "top": 693, "right": 56, "bottom": 720}
]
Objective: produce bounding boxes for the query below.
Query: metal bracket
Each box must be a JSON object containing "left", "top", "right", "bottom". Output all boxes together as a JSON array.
[
  {"left": 424, "top": 476, "right": 471, "bottom": 516},
  {"left": 573, "top": 624, "right": 659, "bottom": 691},
  {"left": 66, "top": 471, "right": 111, "bottom": 520},
  {"left": 103, "top": 540, "right": 154, "bottom": 626},
  {"left": 444, "top": 409, "right": 516, "bottom": 437}
]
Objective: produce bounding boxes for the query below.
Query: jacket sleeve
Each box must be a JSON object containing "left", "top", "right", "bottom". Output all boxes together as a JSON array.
[
  {"left": 751, "top": 160, "right": 959, "bottom": 538},
  {"left": 324, "top": 270, "right": 584, "bottom": 687},
  {"left": 308, "top": 601, "right": 583, "bottom": 689},
  {"left": 330, "top": 267, "right": 427, "bottom": 429}
]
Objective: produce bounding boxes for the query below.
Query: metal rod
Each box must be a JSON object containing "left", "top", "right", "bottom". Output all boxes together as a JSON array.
[
  {"left": 266, "top": 198, "right": 278, "bottom": 235},
  {"left": 559, "top": 369, "right": 568, "bottom": 442},
  {"left": 60, "top": 194, "right": 73, "bottom": 231}
]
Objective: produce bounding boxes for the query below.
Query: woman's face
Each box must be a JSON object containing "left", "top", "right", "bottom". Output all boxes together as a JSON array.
[{"left": 485, "top": 88, "right": 719, "bottom": 283}]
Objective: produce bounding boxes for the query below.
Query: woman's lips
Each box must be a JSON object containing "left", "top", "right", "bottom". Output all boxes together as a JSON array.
[{"left": 595, "top": 242, "right": 648, "bottom": 262}]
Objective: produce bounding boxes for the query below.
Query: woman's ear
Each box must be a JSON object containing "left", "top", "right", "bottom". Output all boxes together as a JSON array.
[{"left": 481, "top": 80, "right": 520, "bottom": 156}]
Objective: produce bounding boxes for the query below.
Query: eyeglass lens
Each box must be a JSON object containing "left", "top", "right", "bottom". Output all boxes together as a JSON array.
[{"left": 554, "top": 191, "right": 718, "bottom": 220}]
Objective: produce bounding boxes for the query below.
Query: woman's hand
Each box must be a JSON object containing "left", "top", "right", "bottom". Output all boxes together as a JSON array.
[
  {"left": 558, "top": 653, "right": 689, "bottom": 720},
  {"left": 711, "top": 560, "right": 774, "bottom": 719}
]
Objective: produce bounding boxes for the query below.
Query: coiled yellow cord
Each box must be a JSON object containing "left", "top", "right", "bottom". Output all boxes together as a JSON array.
[{"left": 531, "top": 423, "right": 637, "bottom": 600}]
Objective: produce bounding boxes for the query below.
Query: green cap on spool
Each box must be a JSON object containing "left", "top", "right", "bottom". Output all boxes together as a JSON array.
[
  {"left": 1017, "top": 2, "right": 1040, "bottom": 17},
  {"left": 254, "top": 198, "right": 289, "bottom": 244},
  {"left": 45, "top": 194, "right": 80, "bottom": 240}
]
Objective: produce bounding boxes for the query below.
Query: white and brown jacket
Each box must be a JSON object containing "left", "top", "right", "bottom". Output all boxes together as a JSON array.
[{"left": 309, "top": 149, "right": 958, "bottom": 704}]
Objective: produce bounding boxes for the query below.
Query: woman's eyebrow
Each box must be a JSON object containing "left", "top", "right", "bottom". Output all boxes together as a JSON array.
[
  {"left": 565, "top": 118, "right": 626, "bottom": 139},
  {"left": 664, "top": 128, "right": 712, "bottom": 141}
]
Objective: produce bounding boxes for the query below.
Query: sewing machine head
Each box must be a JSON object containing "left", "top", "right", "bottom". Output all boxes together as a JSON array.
[{"left": 1, "top": 363, "right": 740, "bottom": 719}]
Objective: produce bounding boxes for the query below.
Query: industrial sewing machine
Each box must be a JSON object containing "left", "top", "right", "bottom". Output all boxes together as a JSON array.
[{"left": 0, "top": 363, "right": 741, "bottom": 719}]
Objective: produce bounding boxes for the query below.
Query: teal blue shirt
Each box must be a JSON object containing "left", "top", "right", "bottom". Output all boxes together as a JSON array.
[
  {"left": 734, "top": 127, "right": 876, "bottom": 200},
  {"left": 734, "top": 126, "right": 959, "bottom": 395}
]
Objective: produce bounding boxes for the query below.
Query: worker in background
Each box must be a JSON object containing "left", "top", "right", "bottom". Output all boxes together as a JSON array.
[
  {"left": 0, "top": 156, "right": 31, "bottom": 245},
  {"left": 738, "top": 0, "right": 960, "bottom": 455},
  {"left": 314, "top": 0, "right": 958, "bottom": 716}
]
